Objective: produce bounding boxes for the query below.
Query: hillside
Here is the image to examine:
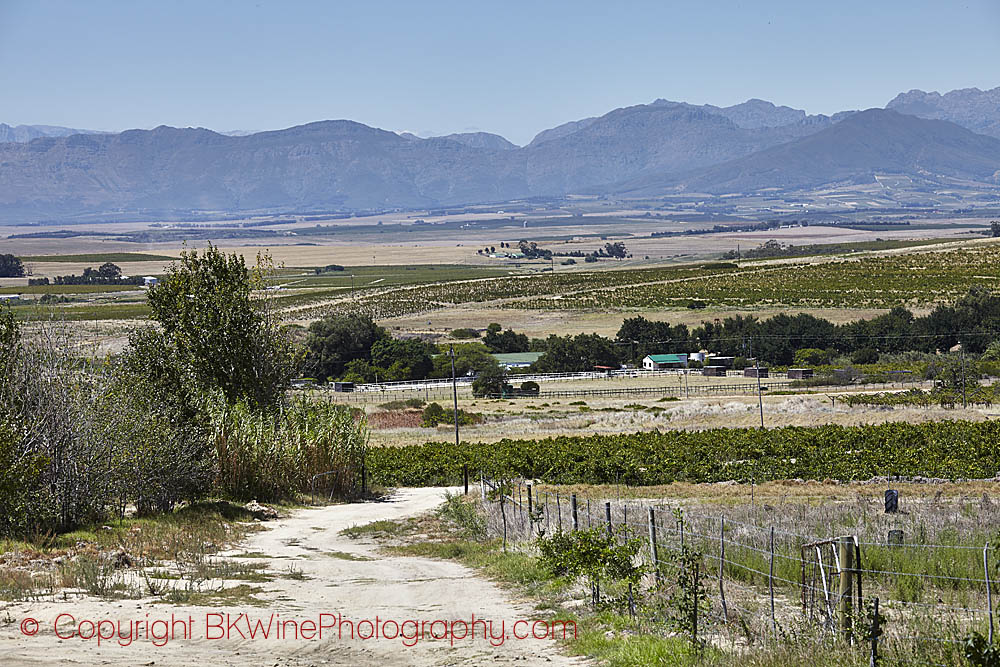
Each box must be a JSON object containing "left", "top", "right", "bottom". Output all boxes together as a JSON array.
[{"left": 617, "top": 109, "right": 1000, "bottom": 195}]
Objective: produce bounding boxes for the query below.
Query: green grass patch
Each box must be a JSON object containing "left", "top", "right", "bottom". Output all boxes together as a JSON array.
[{"left": 324, "top": 550, "right": 373, "bottom": 561}]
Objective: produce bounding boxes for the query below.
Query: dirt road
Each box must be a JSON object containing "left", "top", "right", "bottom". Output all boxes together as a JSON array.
[{"left": 0, "top": 488, "right": 582, "bottom": 666}]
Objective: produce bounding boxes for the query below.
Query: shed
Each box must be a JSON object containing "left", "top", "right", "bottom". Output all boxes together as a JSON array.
[
  {"left": 705, "top": 356, "right": 735, "bottom": 368},
  {"left": 643, "top": 354, "right": 689, "bottom": 370},
  {"left": 702, "top": 366, "right": 727, "bottom": 377},
  {"left": 332, "top": 382, "right": 355, "bottom": 393},
  {"left": 788, "top": 368, "right": 814, "bottom": 379},
  {"left": 744, "top": 366, "right": 769, "bottom": 378},
  {"left": 143, "top": 276, "right": 158, "bottom": 287}
]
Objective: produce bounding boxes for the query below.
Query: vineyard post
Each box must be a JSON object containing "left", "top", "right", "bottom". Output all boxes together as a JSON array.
[
  {"left": 769, "top": 526, "right": 776, "bottom": 635},
  {"left": 480, "top": 471, "right": 486, "bottom": 500},
  {"left": 587, "top": 498, "right": 592, "bottom": 527},
  {"left": 986, "top": 544, "right": 994, "bottom": 644},
  {"left": 557, "top": 494, "right": 563, "bottom": 531},
  {"left": 838, "top": 535, "right": 854, "bottom": 643},
  {"left": 463, "top": 464, "right": 468, "bottom": 495},
  {"left": 527, "top": 484, "right": 533, "bottom": 516},
  {"left": 605, "top": 501, "right": 612, "bottom": 539},
  {"left": 648, "top": 508, "right": 660, "bottom": 585},
  {"left": 571, "top": 494, "right": 579, "bottom": 531},
  {"left": 719, "top": 517, "right": 728, "bottom": 622},
  {"left": 544, "top": 492, "right": 549, "bottom": 532}
]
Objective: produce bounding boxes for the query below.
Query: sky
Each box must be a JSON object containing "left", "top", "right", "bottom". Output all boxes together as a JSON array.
[{"left": 1, "top": 0, "right": 998, "bottom": 145}]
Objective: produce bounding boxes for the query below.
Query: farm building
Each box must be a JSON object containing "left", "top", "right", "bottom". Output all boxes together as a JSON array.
[
  {"left": 143, "top": 276, "right": 158, "bottom": 287},
  {"left": 492, "top": 352, "right": 543, "bottom": 369},
  {"left": 744, "top": 366, "right": 769, "bottom": 378},
  {"left": 642, "top": 354, "right": 688, "bottom": 370},
  {"left": 706, "top": 356, "right": 735, "bottom": 367},
  {"left": 788, "top": 368, "right": 814, "bottom": 379},
  {"left": 702, "top": 366, "right": 727, "bottom": 377}
]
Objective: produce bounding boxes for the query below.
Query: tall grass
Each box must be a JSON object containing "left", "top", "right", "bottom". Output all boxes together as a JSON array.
[{"left": 212, "top": 399, "right": 367, "bottom": 502}]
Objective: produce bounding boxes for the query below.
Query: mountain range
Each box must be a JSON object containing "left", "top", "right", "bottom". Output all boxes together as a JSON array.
[{"left": 1, "top": 87, "right": 998, "bottom": 219}]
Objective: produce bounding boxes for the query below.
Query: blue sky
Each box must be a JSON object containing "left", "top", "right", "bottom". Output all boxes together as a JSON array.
[{"left": 1, "top": 0, "right": 998, "bottom": 145}]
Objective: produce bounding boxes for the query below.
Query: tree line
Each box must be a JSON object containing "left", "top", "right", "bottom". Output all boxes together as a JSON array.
[{"left": 299, "top": 287, "right": 1000, "bottom": 382}]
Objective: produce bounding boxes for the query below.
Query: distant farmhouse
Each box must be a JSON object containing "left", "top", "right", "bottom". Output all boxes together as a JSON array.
[{"left": 642, "top": 353, "right": 688, "bottom": 370}]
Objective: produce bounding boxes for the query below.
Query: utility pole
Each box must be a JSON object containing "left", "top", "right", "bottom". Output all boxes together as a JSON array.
[
  {"left": 753, "top": 338, "right": 764, "bottom": 429},
  {"left": 961, "top": 346, "right": 968, "bottom": 409},
  {"left": 450, "top": 345, "right": 460, "bottom": 448}
]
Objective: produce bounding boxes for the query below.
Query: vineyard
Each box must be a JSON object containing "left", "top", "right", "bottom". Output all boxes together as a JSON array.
[
  {"left": 294, "top": 244, "right": 1000, "bottom": 320},
  {"left": 366, "top": 420, "right": 1000, "bottom": 488},
  {"left": 842, "top": 386, "right": 1000, "bottom": 409}
]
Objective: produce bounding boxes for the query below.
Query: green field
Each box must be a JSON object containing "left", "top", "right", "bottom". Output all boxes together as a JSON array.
[
  {"left": 11, "top": 302, "right": 151, "bottom": 321},
  {"left": 18, "top": 252, "right": 176, "bottom": 263}
]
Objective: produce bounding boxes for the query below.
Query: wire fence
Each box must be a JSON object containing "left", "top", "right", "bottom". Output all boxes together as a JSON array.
[{"left": 476, "top": 476, "right": 996, "bottom": 665}]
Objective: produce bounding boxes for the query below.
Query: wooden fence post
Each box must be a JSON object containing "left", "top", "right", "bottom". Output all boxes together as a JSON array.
[
  {"left": 605, "top": 502, "right": 613, "bottom": 538},
  {"left": 527, "top": 484, "right": 533, "bottom": 516},
  {"left": 839, "top": 535, "right": 854, "bottom": 642},
  {"left": 720, "top": 517, "right": 728, "bottom": 622},
  {"left": 870, "top": 596, "right": 880, "bottom": 667},
  {"left": 769, "top": 526, "right": 777, "bottom": 635},
  {"left": 986, "top": 544, "right": 995, "bottom": 645},
  {"left": 463, "top": 464, "right": 468, "bottom": 495},
  {"left": 571, "top": 494, "right": 579, "bottom": 531},
  {"left": 648, "top": 508, "right": 660, "bottom": 585},
  {"left": 557, "top": 494, "right": 562, "bottom": 531}
]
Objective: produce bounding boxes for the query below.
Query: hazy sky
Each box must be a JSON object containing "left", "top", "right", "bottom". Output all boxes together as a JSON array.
[{"left": 2, "top": 0, "right": 998, "bottom": 145}]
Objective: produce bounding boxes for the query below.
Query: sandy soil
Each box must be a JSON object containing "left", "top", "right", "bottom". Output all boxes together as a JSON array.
[{"left": 0, "top": 488, "right": 582, "bottom": 666}]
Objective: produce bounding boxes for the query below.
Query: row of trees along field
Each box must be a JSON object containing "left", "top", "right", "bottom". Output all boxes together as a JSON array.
[
  {"left": 296, "top": 287, "right": 1000, "bottom": 383},
  {"left": 0, "top": 245, "right": 366, "bottom": 538}
]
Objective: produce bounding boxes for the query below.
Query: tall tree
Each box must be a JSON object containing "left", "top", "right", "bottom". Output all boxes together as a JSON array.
[{"left": 145, "top": 244, "right": 294, "bottom": 408}]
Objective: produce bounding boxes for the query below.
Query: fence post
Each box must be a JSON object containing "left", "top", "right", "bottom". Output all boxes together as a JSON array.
[
  {"left": 463, "top": 464, "right": 468, "bottom": 495},
  {"left": 986, "top": 544, "right": 995, "bottom": 644},
  {"left": 605, "top": 501, "right": 612, "bottom": 539},
  {"left": 720, "top": 517, "right": 728, "bottom": 622},
  {"left": 648, "top": 507, "right": 660, "bottom": 585},
  {"left": 587, "top": 498, "right": 592, "bottom": 527},
  {"left": 480, "top": 471, "right": 486, "bottom": 500},
  {"left": 870, "top": 596, "right": 880, "bottom": 667},
  {"left": 557, "top": 494, "right": 563, "bottom": 531},
  {"left": 839, "top": 535, "right": 854, "bottom": 643},
  {"left": 571, "top": 494, "right": 579, "bottom": 531},
  {"left": 769, "top": 526, "right": 777, "bottom": 635},
  {"left": 527, "top": 484, "right": 533, "bottom": 516}
]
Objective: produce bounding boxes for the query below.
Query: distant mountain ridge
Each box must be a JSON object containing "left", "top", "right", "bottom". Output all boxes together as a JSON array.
[
  {"left": 2, "top": 86, "right": 999, "bottom": 219},
  {"left": 618, "top": 109, "right": 1000, "bottom": 195},
  {"left": 887, "top": 87, "right": 1000, "bottom": 139},
  {"left": 0, "top": 123, "right": 105, "bottom": 143}
]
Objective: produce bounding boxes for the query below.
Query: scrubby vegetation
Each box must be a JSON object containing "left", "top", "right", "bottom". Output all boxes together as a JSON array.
[{"left": 0, "top": 244, "right": 368, "bottom": 538}]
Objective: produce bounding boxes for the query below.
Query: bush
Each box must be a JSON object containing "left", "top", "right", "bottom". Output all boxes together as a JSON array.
[
  {"left": 449, "top": 328, "right": 480, "bottom": 339},
  {"left": 852, "top": 348, "right": 880, "bottom": 364},
  {"left": 420, "top": 402, "right": 481, "bottom": 427},
  {"left": 519, "top": 381, "right": 540, "bottom": 395}
]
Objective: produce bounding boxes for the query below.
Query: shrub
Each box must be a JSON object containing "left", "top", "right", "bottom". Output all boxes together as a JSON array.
[{"left": 449, "top": 328, "right": 480, "bottom": 339}]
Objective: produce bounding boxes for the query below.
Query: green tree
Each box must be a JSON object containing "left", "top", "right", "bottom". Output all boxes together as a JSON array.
[
  {"left": 370, "top": 338, "right": 435, "bottom": 381},
  {"left": 145, "top": 244, "right": 294, "bottom": 409},
  {"left": 472, "top": 363, "right": 508, "bottom": 397},
  {"left": 532, "top": 333, "right": 619, "bottom": 372},
  {"left": 303, "top": 313, "right": 387, "bottom": 381},
  {"left": 793, "top": 348, "right": 833, "bottom": 366},
  {"left": 0, "top": 254, "right": 25, "bottom": 278},
  {"left": 430, "top": 343, "right": 498, "bottom": 378}
]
